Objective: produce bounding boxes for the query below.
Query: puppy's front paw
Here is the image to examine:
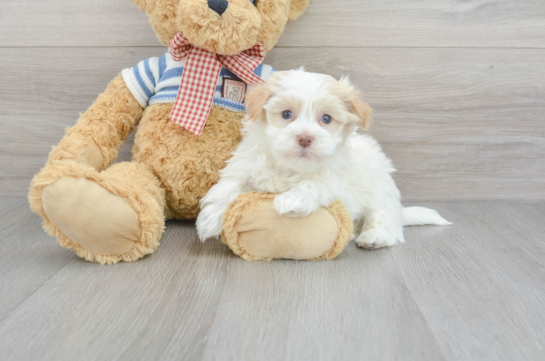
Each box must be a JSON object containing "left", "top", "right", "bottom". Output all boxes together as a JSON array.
[
  {"left": 196, "top": 206, "right": 224, "bottom": 242},
  {"left": 273, "top": 190, "right": 319, "bottom": 217},
  {"left": 355, "top": 228, "right": 399, "bottom": 249}
]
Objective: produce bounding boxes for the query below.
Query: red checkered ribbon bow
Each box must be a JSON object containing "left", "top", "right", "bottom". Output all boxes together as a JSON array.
[{"left": 169, "top": 32, "right": 265, "bottom": 135}]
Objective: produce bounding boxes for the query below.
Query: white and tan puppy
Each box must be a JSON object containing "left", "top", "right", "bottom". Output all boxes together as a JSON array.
[{"left": 196, "top": 69, "right": 450, "bottom": 248}]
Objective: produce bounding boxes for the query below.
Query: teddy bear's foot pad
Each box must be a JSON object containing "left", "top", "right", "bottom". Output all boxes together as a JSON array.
[
  {"left": 42, "top": 177, "right": 141, "bottom": 257},
  {"left": 222, "top": 193, "right": 354, "bottom": 261}
]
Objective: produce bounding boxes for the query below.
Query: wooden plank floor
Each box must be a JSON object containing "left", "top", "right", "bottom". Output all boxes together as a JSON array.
[{"left": 1, "top": 197, "right": 544, "bottom": 361}]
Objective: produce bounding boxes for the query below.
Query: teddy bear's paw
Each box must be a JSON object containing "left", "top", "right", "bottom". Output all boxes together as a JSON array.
[
  {"left": 355, "top": 228, "right": 400, "bottom": 249},
  {"left": 42, "top": 177, "right": 142, "bottom": 261},
  {"left": 29, "top": 160, "right": 165, "bottom": 264}
]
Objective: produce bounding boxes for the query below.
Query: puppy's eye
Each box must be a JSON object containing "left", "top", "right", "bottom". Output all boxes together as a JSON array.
[
  {"left": 321, "top": 114, "right": 332, "bottom": 124},
  {"left": 282, "top": 110, "right": 293, "bottom": 120}
]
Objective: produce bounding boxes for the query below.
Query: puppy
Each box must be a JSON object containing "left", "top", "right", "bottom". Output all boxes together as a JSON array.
[{"left": 196, "top": 69, "right": 450, "bottom": 248}]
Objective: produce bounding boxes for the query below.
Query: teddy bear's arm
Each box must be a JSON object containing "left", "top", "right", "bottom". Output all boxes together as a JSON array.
[{"left": 47, "top": 74, "right": 144, "bottom": 171}]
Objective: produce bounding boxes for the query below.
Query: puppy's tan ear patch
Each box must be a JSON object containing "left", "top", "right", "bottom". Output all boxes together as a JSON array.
[
  {"left": 245, "top": 84, "right": 271, "bottom": 121},
  {"left": 331, "top": 76, "right": 373, "bottom": 130},
  {"left": 350, "top": 94, "right": 373, "bottom": 130},
  {"left": 289, "top": 0, "right": 312, "bottom": 20}
]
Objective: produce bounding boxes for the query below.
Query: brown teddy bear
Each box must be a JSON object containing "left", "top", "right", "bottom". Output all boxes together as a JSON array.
[{"left": 29, "top": 0, "right": 353, "bottom": 264}]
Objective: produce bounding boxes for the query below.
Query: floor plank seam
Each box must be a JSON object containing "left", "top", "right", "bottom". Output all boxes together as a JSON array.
[
  {"left": 0, "top": 254, "right": 73, "bottom": 326},
  {"left": 386, "top": 248, "right": 449, "bottom": 361},
  {"left": 197, "top": 257, "right": 233, "bottom": 361}
]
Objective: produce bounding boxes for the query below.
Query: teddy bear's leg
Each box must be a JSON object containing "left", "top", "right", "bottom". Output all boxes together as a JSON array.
[
  {"left": 29, "top": 160, "right": 166, "bottom": 264},
  {"left": 28, "top": 73, "right": 165, "bottom": 264},
  {"left": 221, "top": 193, "right": 354, "bottom": 261}
]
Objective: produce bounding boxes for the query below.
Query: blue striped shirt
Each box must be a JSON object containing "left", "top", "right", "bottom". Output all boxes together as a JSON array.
[{"left": 122, "top": 52, "right": 275, "bottom": 113}]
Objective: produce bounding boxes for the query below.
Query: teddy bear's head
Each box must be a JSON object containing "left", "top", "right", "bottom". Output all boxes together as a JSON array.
[{"left": 131, "top": 0, "right": 311, "bottom": 55}]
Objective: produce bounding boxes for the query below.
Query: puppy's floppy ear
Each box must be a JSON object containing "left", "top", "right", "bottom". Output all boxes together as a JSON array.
[
  {"left": 348, "top": 91, "right": 373, "bottom": 130},
  {"left": 289, "top": 0, "right": 312, "bottom": 20},
  {"left": 245, "top": 84, "right": 271, "bottom": 122},
  {"left": 336, "top": 76, "right": 373, "bottom": 130}
]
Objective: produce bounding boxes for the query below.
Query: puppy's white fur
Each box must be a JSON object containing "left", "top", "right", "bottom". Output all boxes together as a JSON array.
[{"left": 197, "top": 69, "right": 451, "bottom": 248}]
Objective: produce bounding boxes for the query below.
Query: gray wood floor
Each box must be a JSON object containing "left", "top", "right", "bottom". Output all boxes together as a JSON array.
[{"left": 1, "top": 197, "right": 544, "bottom": 361}]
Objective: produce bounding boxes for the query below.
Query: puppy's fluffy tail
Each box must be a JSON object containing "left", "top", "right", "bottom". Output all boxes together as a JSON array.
[{"left": 402, "top": 206, "right": 452, "bottom": 226}]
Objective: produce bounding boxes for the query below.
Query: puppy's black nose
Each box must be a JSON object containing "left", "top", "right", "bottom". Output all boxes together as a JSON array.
[{"left": 208, "top": 0, "right": 229, "bottom": 16}]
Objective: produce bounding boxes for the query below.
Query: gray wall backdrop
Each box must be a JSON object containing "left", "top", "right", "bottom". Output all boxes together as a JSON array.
[{"left": 1, "top": 0, "right": 544, "bottom": 200}]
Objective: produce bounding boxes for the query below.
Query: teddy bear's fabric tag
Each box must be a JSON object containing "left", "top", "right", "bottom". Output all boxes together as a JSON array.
[{"left": 222, "top": 78, "right": 247, "bottom": 103}]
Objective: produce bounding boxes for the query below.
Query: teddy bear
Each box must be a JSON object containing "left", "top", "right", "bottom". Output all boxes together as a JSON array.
[{"left": 28, "top": 0, "right": 353, "bottom": 264}]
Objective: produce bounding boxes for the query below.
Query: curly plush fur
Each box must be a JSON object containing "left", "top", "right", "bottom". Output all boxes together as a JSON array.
[
  {"left": 28, "top": 0, "right": 313, "bottom": 264},
  {"left": 133, "top": 103, "right": 245, "bottom": 219},
  {"left": 135, "top": 0, "right": 306, "bottom": 52}
]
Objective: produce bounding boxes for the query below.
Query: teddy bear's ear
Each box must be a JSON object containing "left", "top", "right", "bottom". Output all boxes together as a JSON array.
[
  {"left": 289, "top": 0, "right": 312, "bottom": 20},
  {"left": 130, "top": 0, "right": 148, "bottom": 12}
]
